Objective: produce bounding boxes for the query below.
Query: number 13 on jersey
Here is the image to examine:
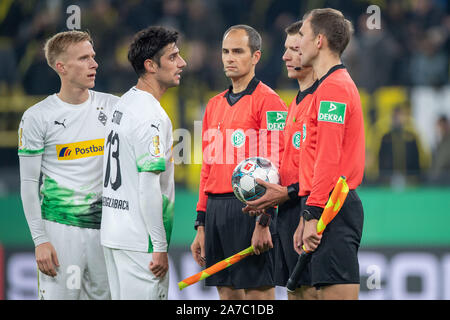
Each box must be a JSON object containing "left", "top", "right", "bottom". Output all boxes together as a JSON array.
[{"left": 104, "top": 130, "right": 122, "bottom": 190}]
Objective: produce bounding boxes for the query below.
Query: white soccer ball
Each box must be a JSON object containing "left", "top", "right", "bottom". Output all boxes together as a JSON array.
[{"left": 231, "top": 157, "right": 280, "bottom": 203}]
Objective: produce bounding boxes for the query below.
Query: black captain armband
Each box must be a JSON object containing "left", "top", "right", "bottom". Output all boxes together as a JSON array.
[
  {"left": 194, "top": 211, "right": 205, "bottom": 230},
  {"left": 287, "top": 183, "right": 300, "bottom": 201}
]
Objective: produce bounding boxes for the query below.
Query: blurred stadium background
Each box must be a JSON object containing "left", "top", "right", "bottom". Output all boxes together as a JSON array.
[{"left": 0, "top": 0, "right": 449, "bottom": 300}]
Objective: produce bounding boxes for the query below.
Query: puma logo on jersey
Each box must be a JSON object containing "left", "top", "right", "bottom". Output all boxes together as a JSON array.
[
  {"left": 54, "top": 119, "right": 66, "bottom": 128},
  {"left": 151, "top": 123, "right": 161, "bottom": 131}
]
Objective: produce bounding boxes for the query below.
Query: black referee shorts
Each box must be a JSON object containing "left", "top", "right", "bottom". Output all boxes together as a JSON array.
[
  {"left": 274, "top": 197, "right": 303, "bottom": 287},
  {"left": 204, "top": 193, "right": 275, "bottom": 289},
  {"left": 298, "top": 190, "right": 364, "bottom": 288}
]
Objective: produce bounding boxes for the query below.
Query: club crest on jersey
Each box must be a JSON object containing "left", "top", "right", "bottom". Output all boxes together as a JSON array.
[
  {"left": 56, "top": 139, "right": 104, "bottom": 160},
  {"left": 318, "top": 101, "right": 346, "bottom": 124},
  {"left": 292, "top": 131, "right": 301, "bottom": 149},
  {"left": 98, "top": 111, "right": 108, "bottom": 126},
  {"left": 231, "top": 129, "right": 245, "bottom": 148},
  {"left": 266, "top": 111, "right": 287, "bottom": 131}
]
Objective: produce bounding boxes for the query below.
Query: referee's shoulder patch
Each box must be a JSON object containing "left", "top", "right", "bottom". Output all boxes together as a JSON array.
[
  {"left": 266, "top": 111, "right": 287, "bottom": 131},
  {"left": 318, "top": 101, "right": 346, "bottom": 124}
]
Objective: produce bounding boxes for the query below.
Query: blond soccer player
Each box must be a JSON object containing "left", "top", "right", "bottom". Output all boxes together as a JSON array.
[{"left": 18, "top": 31, "right": 118, "bottom": 299}]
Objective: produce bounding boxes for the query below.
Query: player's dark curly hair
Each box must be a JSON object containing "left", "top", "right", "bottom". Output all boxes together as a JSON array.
[{"left": 128, "top": 26, "right": 179, "bottom": 77}]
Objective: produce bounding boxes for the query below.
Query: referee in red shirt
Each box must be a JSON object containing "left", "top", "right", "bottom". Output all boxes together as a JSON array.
[
  {"left": 295, "top": 8, "right": 364, "bottom": 300},
  {"left": 244, "top": 20, "right": 319, "bottom": 300},
  {"left": 246, "top": 9, "right": 365, "bottom": 300},
  {"left": 190, "top": 25, "right": 287, "bottom": 300}
]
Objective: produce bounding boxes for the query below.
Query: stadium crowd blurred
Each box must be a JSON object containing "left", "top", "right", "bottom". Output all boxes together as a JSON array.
[{"left": 0, "top": 0, "right": 449, "bottom": 191}]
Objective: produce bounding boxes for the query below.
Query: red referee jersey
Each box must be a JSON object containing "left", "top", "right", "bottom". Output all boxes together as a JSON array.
[
  {"left": 299, "top": 65, "right": 365, "bottom": 208},
  {"left": 196, "top": 77, "right": 287, "bottom": 212},
  {"left": 279, "top": 81, "right": 319, "bottom": 186}
]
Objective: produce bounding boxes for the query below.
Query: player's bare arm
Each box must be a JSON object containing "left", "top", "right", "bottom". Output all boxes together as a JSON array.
[
  {"left": 149, "top": 252, "right": 169, "bottom": 278},
  {"left": 35, "top": 242, "right": 60, "bottom": 277},
  {"left": 302, "top": 219, "right": 322, "bottom": 252},
  {"left": 251, "top": 223, "right": 273, "bottom": 255},
  {"left": 292, "top": 217, "right": 305, "bottom": 255},
  {"left": 190, "top": 226, "right": 206, "bottom": 267}
]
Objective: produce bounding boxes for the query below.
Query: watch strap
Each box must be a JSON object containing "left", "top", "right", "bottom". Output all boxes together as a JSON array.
[
  {"left": 194, "top": 211, "right": 206, "bottom": 230},
  {"left": 303, "top": 205, "right": 323, "bottom": 220},
  {"left": 287, "top": 183, "right": 300, "bottom": 201},
  {"left": 256, "top": 212, "right": 271, "bottom": 227}
]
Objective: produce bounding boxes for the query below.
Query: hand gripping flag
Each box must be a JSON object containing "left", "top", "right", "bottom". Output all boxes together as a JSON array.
[
  {"left": 315, "top": 175, "right": 350, "bottom": 236},
  {"left": 286, "top": 176, "right": 349, "bottom": 292}
]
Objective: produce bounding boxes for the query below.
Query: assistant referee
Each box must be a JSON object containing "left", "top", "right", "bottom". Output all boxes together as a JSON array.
[{"left": 294, "top": 8, "right": 365, "bottom": 300}]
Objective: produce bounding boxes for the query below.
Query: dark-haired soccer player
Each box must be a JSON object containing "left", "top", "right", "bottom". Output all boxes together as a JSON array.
[
  {"left": 190, "top": 25, "right": 287, "bottom": 300},
  {"left": 243, "top": 21, "right": 319, "bottom": 300},
  {"left": 100, "top": 26, "right": 186, "bottom": 299},
  {"left": 295, "top": 8, "right": 365, "bottom": 300}
]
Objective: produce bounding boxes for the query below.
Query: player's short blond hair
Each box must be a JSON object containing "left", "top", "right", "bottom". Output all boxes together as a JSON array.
[{"left": 44, "top": 30, "right": 93, "bottom": 69}]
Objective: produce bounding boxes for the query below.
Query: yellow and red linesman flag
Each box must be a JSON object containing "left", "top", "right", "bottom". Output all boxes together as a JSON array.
[
  {"left": 316, "top": 176, "right": 349, "bottom": 234},
  {"left": 302, "top": 176, "right": 349, "bottom": 251},
  {"left": 178, "top": 245, "right": 255, "bottom": 290}
]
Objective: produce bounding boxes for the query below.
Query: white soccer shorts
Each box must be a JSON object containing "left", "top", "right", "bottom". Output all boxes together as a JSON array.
[
  {"left": 37, "top": 220, "right": 110, "bottom": 300},
  {"left": 103, "top": 246, "right": 169, "bottom": 300}
]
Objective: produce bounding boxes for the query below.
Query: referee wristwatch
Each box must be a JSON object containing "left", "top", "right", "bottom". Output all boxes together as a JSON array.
[
  {"left": 194, "top": 211, "right": 206, "bottom": 230},
  {"left": 287, "top": 183, "right": 299, "bottom": 201},
  {"left": 194, "top": 220, "right": 205, "bottom": 230},
  {"left": 302, "top": 209, "right": 315, "bottom": 221},
  {"left": 256, "top": 212, "right": 271, "bottom": 227}
]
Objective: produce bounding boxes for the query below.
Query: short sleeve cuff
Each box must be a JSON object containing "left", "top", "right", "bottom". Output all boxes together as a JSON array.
[
  {"left": 18, "top": 148, "right": 44, "bottom": 156},
  {"left": 137, "top": 157, "right": 166, "bottom": 173}
]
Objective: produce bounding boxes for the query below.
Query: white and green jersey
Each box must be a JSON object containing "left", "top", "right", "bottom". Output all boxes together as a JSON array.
[
  {"left": 18, "top": 90, "right": 119, "bottom": 229},
  {"left": 100, "top": 87, "right": 175, "bottom": 253}
]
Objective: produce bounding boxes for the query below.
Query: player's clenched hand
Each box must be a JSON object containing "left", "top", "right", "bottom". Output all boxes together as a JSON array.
[
  {"left": 190, "top": 226, "right": 206, "bottom": 267},
  {"left": 302, "top": 219, "right": 322, "bottom": 253},
  {"left": 293, "top": 217, "right": 305, "bottom": 255},
  {"left": 149, "top": 252, "right": 169, "bottom": 278},
  {"left": 251, "top": 224, "right": 273, "bottom": 255},
  {"left": 35, "top": 242, "right": 59, "bottom": 277},
  {"left": 243, "top": 179, "right": 289, "bottom": 212}
]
